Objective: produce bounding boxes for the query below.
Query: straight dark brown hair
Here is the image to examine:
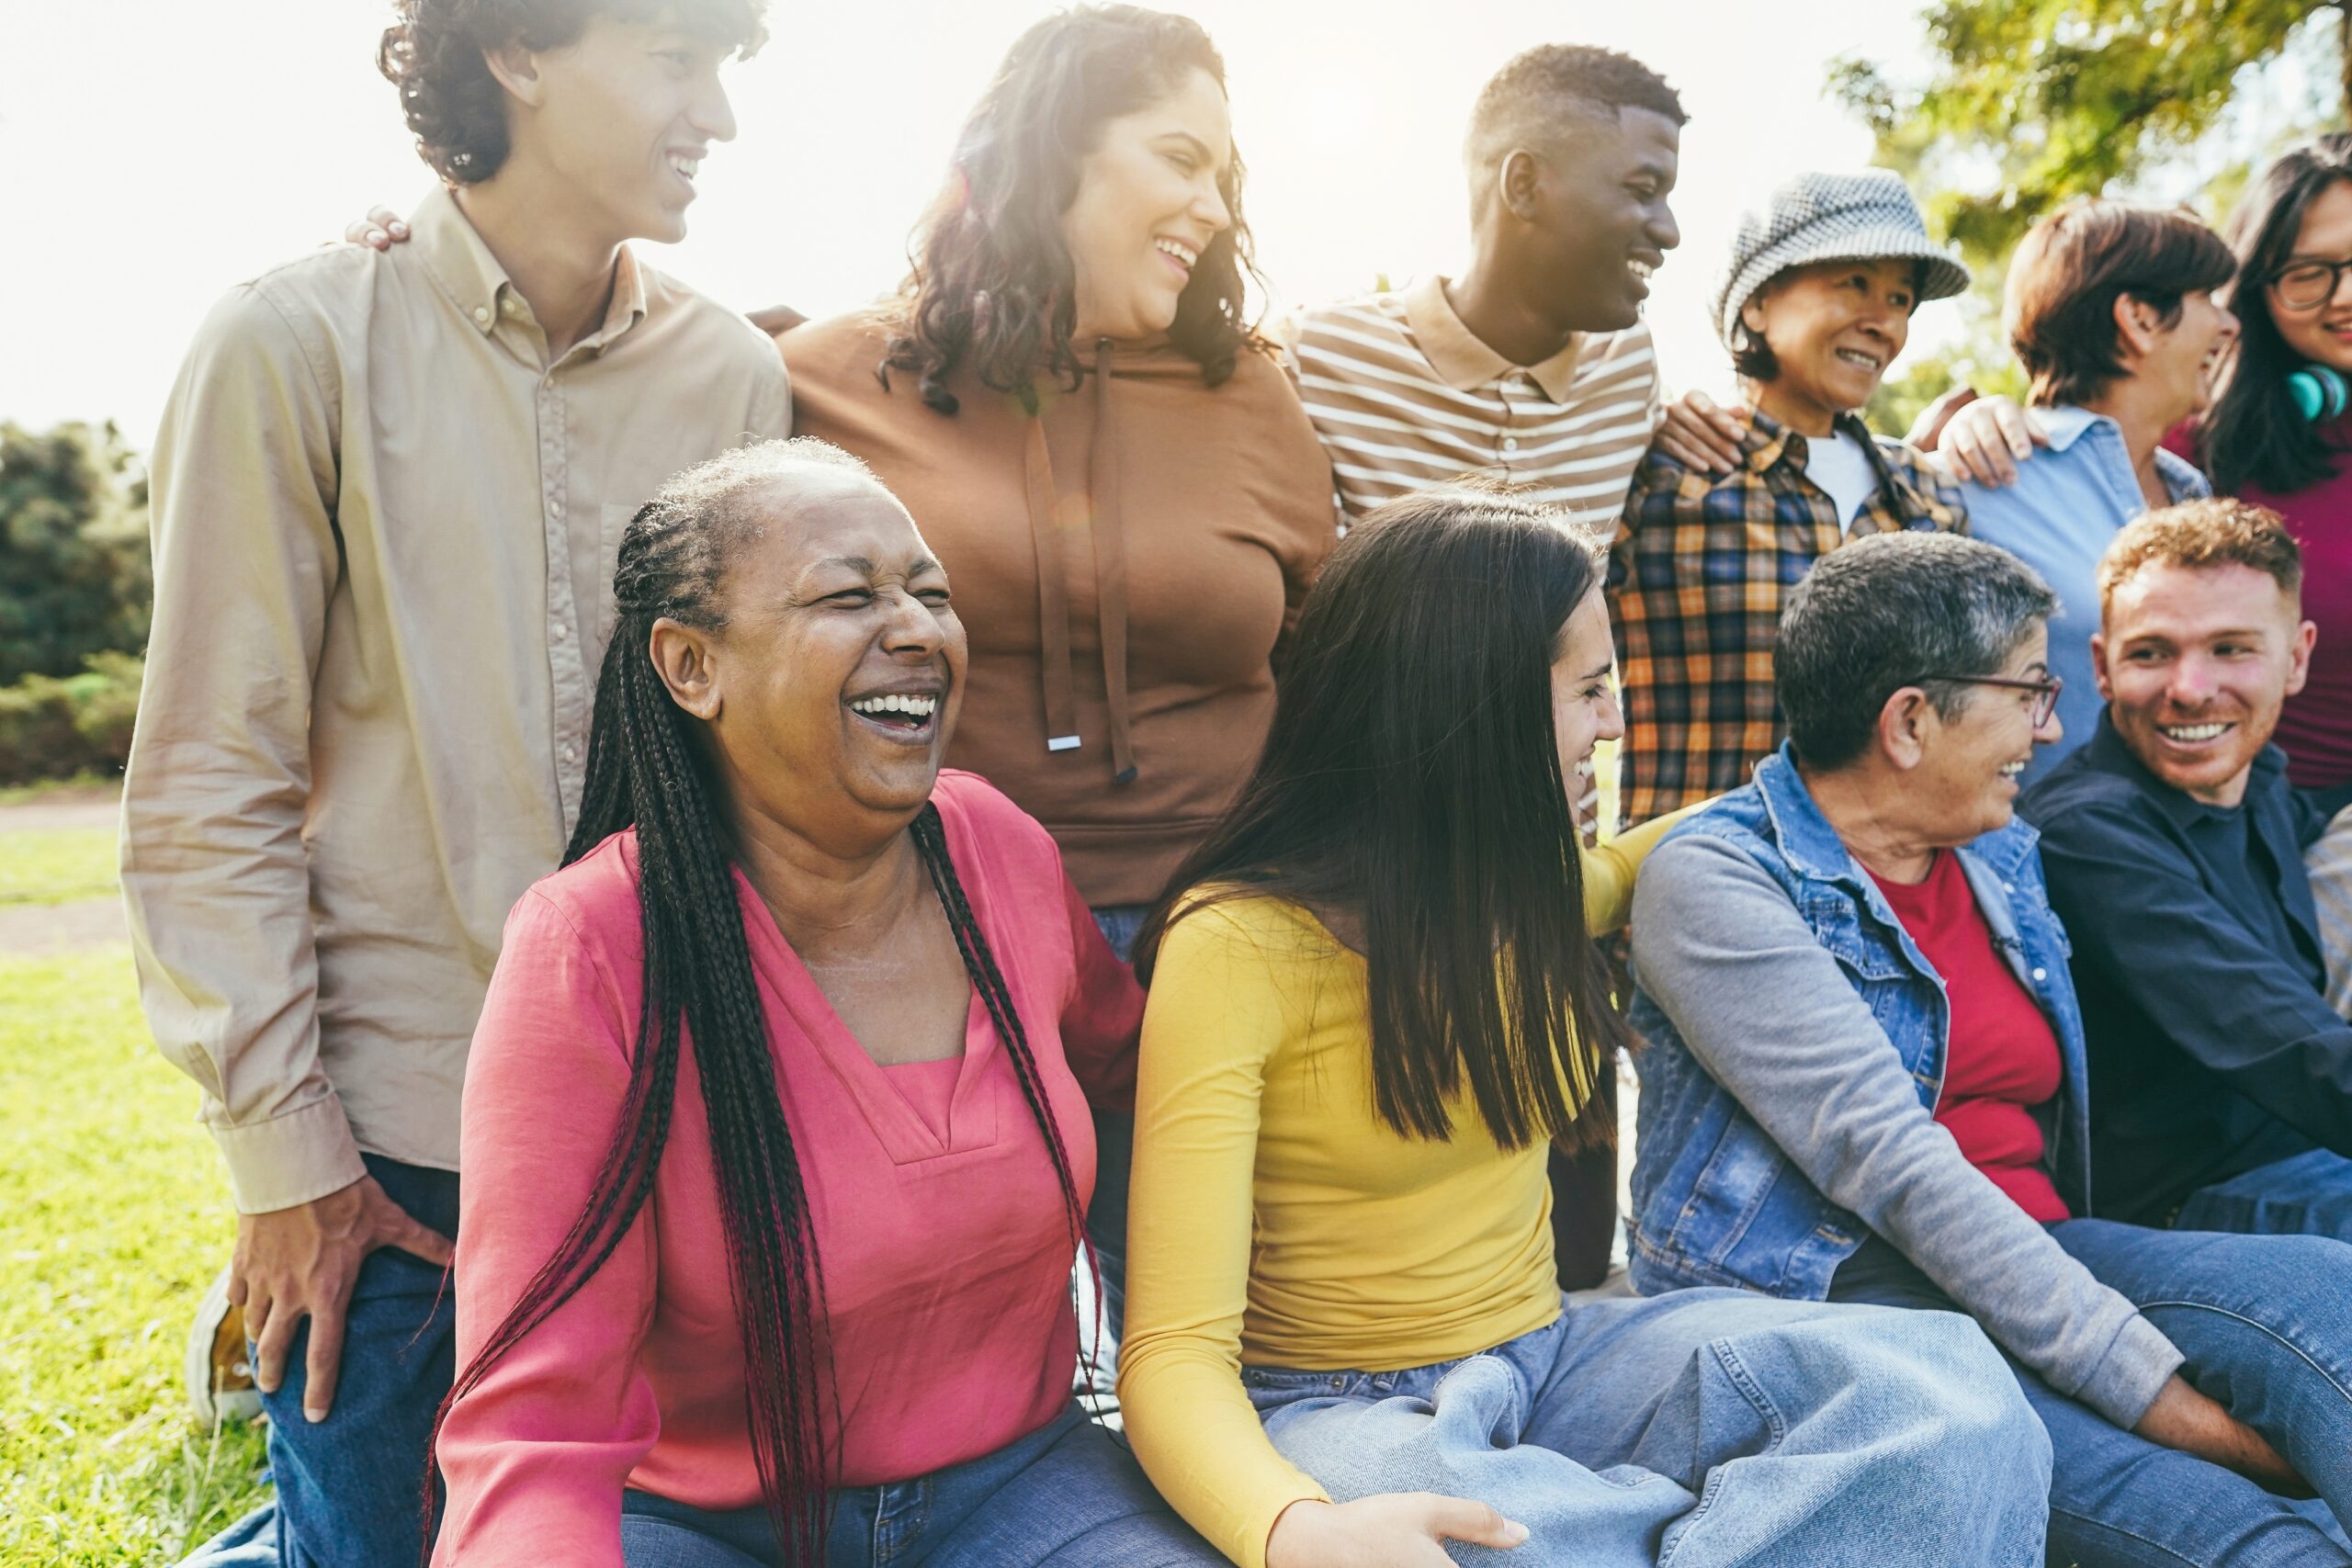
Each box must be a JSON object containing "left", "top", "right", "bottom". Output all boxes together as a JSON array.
[{"left": 1134, "top": 487, "right": 1634, "bottom": 1150}]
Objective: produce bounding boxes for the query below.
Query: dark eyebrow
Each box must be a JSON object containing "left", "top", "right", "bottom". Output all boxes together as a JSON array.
[
  {"left": 1579, "top": 658, "right": 1615, "bottom": 682},
  {"left": 810, "top": 555, "right": 876, "bottom": 576}
]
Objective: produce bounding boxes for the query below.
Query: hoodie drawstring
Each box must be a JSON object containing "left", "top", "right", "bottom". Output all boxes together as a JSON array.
[{"left": 1019, "top": 340, "right": 1138, "bottom": 784}]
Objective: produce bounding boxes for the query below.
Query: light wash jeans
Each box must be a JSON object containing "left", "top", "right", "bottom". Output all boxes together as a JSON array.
[
  {"left": 1833, "top": 1221, "right": 2352, "bottom": 1568},
  {"left": 1242, "top": 1291, "right": 2049, "bottom": 1567},
  {"left": 617, "top": 1402, "right": 1216, "bottom": 1566}
]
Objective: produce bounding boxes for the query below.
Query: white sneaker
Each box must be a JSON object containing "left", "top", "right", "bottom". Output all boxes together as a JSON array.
[{"left": 185, "top": 1265, "right": 264, "bottom": 1426}]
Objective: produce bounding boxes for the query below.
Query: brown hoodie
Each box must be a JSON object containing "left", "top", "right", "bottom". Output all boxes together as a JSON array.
[{"left": 780, "top": 308, "right": 1337, "bottom": 907}]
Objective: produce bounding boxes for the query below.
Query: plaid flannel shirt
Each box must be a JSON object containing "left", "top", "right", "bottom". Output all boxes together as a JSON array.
[{"left": 1607, "top": 412, "right": 1965, "bottom": 827}]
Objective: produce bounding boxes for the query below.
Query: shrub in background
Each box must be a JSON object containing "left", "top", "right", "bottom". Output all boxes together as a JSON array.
[
  {"left": 0, "top": 421, "right": 152, "bottom": 689},
  {"left": 0, "top": 652, "right": 143, "bottom": 784}
]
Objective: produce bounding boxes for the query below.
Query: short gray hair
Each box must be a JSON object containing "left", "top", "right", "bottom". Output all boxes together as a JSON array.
[{"left": 1776, "top": 531, "right": 2056, "bottom": 770}]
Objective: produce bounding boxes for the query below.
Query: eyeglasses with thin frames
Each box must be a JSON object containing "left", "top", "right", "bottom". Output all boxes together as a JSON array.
[
  {"left": 1902, "top": 671, "right": 2064, "bottom": 728},
  {"left": 2270, "top": 257, "right": 2352, "bottom": 313}
]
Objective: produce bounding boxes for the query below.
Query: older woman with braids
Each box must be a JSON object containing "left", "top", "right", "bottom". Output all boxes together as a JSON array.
[
  {"left": 778, "top": 3, "right": 1336, "bottom": 1358},
  {"left": 429, "top": 440, "right": 1220, "bottom": 1568}
]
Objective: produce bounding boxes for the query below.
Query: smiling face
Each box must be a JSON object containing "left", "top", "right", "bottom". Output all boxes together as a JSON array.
[
  {"left": 1902, "top": 627, "right": 2063, "bottom": 846},
  {"left": 2095, "top": 560, "right": 2314, "bottom": 807},
  {"left": 1516, "top": 105, "right": 1682, "bottom": 333},
  {"left": 2267, "top": 178, "right": 2352, "bottom": 373},
  {"left": 1742, "top": 257, "right": 1918, "bottom": 432},
  {"left": 508, "top": 12, "right": 741, "bottom": 246},
  {"left": 661, "top": 472, "right": 968, "bottom": 838},
  {"left": 1058, "top": 66, "right": 1235, "bottom": 344},
  {"left": 1550, "top": 586, "right": 1625, "bottom": 792},
  {"left": 2130, "top": 288, "right": 2238, "bottom": 427}
]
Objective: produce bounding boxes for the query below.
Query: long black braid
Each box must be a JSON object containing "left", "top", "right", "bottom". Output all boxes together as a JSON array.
[{"left": 424, "top": 441, "right": 1093, "bottom": 1562}]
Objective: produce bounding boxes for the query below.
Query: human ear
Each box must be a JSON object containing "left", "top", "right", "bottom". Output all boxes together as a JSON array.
[
  {"left": 1498, "top": 150, "right": 1543, "bottom": 222},
  {"left": 2288, "top": 617, "right": 2319, "bottom": 697},
  {"left": 2090, "top": 631, "right": 2115, "bottom": 702},
  {"left": 481, "top": 39, "right": 548, "bottom": 110},
  {"left": 650, "top": 617, "right": 722, "bottom": 721},
  {"left": 2111, "top": 292, "right": 2162, "bottom": 359},
  {"left": 1878, "top": 687, "right": 1930, "bottom": 771}
]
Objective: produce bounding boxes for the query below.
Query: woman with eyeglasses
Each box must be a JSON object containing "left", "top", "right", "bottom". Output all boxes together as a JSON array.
[
  {"left": 1939, "top": 139, "right": 2352, "bottom": 804},
  {"left": 1626, "top": 528, "right": 2352, "bottom": 1568}
]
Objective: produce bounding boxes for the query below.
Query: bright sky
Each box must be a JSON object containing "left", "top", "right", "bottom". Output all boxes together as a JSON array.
[{"left": 2, "top": 1, "right": 1947, "bottom": 450}]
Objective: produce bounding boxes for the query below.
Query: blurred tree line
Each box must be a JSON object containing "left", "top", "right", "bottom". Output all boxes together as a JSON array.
[
  {"left": 0, "top": 422, "right": 151, "bottom": 784},
  {"left": 1846, "top": 0, "right": 2350, "bottom": 434}
]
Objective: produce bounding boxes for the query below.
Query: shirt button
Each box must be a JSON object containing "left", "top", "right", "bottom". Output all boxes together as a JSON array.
[
  {"left": 1502, "top": 436, "right": 1519, "bottom": 453},
  {"left": 472, "top": 305, "right": 491, "bottom": 325},
  {"left": 502, "top": 297, "right": 522, "bottom": 315},
  {"left": 2031, "top": 967, "right": 2048, "bottom": 982},
  {"left": 561, "top": 743, "right": 579, "bottom": 764},
  {"left": 552, "top": 622, "right": 569, "bottom": 642}
]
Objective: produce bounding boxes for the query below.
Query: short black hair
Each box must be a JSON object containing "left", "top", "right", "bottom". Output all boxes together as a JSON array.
[
  {"left": 1464, "top": 45, "right": 1686, "bottom": 218},
  {"left": 1777, "top": 531, "right": 2056, "bottom": 771},
  {"left": 379, "top": 0, "right": 768, "bottom": 184}
]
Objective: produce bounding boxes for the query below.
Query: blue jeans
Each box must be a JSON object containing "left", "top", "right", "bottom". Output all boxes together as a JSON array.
[
  {"left": 181, "top": 1153, "right": 460, "bottom": 1567},
  {"left": 1832, "top": 1221, "right": 2352, "bottom": 1567},
  {"left": 1243, "top": 1291, "right": 2049, "bottom": 1566},
  {"left": 2178, "top": 1147, "right": 2352, "bottom": 1244},
  {"left": 1073, "top": 905, "right": 1148, "bottom": 1418},
  {"left": 617, "top": 1402, "right": 1216, "bottom": 1566}
]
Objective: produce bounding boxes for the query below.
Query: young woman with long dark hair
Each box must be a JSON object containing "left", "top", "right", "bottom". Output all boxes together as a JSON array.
[
  {"left": 428, "top": 440, "right": 1220, "bottom": 1567},
  {"left": 777, "top": 1, "right": 1336, "bottom": 1372},
  {"left": 1114, "top": 487, "right": 2052, "bottom": 1568}
]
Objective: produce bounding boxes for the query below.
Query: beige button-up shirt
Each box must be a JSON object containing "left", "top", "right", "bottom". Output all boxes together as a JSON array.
[{"left": 124, "top": 187, "right": 788, "bottom": 1213}]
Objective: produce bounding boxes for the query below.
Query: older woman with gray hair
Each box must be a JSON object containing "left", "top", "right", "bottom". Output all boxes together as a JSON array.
[{"left": 1623, "top": 529, "right": 2352, "bottom": 1567}]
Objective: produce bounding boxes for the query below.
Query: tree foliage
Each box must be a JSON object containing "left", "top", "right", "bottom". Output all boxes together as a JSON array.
[
  {"left": 1837, "top": 1, "right": 2346, "bottom": 271},
  {"left": 0, "top": 422, "right": 152, "bottom": 687}
]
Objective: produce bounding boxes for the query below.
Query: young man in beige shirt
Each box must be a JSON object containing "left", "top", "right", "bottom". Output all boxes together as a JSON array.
[{"left": 125, "top": 4, "right": 786, "bottom": 1561}]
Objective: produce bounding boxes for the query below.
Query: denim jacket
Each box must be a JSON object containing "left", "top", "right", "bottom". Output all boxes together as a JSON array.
[{"left": 1623, "top": 745, "right": 2181, "bottom": 1426}]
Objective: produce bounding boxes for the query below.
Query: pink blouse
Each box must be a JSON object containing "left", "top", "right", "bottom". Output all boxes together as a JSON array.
[{"left": 433, "top": 772, "right": 1142, "bottom": 1565}]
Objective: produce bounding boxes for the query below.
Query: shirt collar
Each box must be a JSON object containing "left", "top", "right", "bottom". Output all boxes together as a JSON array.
[
  {"left": 2084, "top": 708, "right": 2287, "bottom": 829},
  {"left": 1403, "top": 275, "right": 1582, "bottom": 401},
  {"left": 409, "top": 184, "right": 650, "bottom": 352},
  {"left": 2035, "top": 404, "right": 2214, "bottom": 502},
  {"left": 1753, "top": 741, "right": 2041, "bottom": 883}
]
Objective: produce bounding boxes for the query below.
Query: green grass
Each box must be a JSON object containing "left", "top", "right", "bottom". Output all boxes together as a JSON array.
[
  {"left": 0, "top": 944, "right": 270, "bottom": 1565},
  {"left": 0, "top": 828, "right": 119, "bottom": 906},
  {"left": 0, "top": 773, "right": 119, "bottom": 808}
]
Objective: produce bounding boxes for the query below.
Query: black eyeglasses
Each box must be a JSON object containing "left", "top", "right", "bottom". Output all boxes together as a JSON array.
[
  {"left": 2271, "top": 258, "right": 2352, "bottom": 312},
  {"left": 1904, "top": 671, "right": 2064, "bottom": 728}
]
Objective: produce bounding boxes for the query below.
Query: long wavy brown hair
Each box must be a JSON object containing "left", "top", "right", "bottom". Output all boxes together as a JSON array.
[{"left": 884, "top": 5, "right": 1260, "bottom": 414}]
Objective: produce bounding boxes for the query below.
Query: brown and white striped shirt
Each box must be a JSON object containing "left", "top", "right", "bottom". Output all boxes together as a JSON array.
[{"left": 1283, "top": 275, "right": 1662, "bottom": 541}]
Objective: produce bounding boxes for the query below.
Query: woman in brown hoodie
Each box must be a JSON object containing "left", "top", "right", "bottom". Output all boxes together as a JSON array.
[
  {"left": 779, "top": 5, "right": 1336, "bottom": 1366},
  {"left": 782, "top": 7, "right": 1333, "bottom": 931}
]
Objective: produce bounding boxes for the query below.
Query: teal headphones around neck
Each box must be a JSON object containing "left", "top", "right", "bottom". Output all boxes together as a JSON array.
[{"left": 2290, "top": 364, "right": 2350, "bottom": 421}]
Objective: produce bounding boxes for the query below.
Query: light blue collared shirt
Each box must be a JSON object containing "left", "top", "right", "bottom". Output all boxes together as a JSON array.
[{"left": 1961, "top": 405, "right": 2210, "bottom": 786}]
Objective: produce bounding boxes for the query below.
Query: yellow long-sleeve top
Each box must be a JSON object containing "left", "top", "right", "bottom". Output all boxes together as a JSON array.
[{"left": 1117, "top": 813, "right": 1681, "bottom": 1568}]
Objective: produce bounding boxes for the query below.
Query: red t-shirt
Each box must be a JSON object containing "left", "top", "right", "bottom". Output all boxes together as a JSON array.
[{"left": 1869, "top": 852, "right": 2071, "bottom": 1223}]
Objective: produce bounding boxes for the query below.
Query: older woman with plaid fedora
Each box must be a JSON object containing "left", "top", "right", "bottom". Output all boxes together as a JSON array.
[{"left": 1608, "top": 169, "right": 1971, "bottom": 828}]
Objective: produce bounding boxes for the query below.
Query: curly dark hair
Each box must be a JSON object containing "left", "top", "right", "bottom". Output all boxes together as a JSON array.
[
  {"left": 884, "top": 5, "right": 1260, "bottom": 415},
  {"left": 379, "top": 0, "right": 768, "bottom": 184}
]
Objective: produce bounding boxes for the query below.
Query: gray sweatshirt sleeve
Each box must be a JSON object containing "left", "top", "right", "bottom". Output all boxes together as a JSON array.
[{"left": 1630, "top": 831, "right": 2183, "bottom": 1428}]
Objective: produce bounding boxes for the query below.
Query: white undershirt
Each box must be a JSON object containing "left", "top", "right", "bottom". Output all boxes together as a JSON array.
[{"left": 1804, "top": 426, "right": 1882, "bottom": 536}]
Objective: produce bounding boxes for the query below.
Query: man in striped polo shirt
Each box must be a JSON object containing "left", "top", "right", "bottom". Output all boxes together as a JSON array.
[
  {"left": 1286, "top": 44, "right": 1685, "bottom": 541},
  {"left": 1284, "top": 44, "right": 1687, "bottom": 1294}
]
